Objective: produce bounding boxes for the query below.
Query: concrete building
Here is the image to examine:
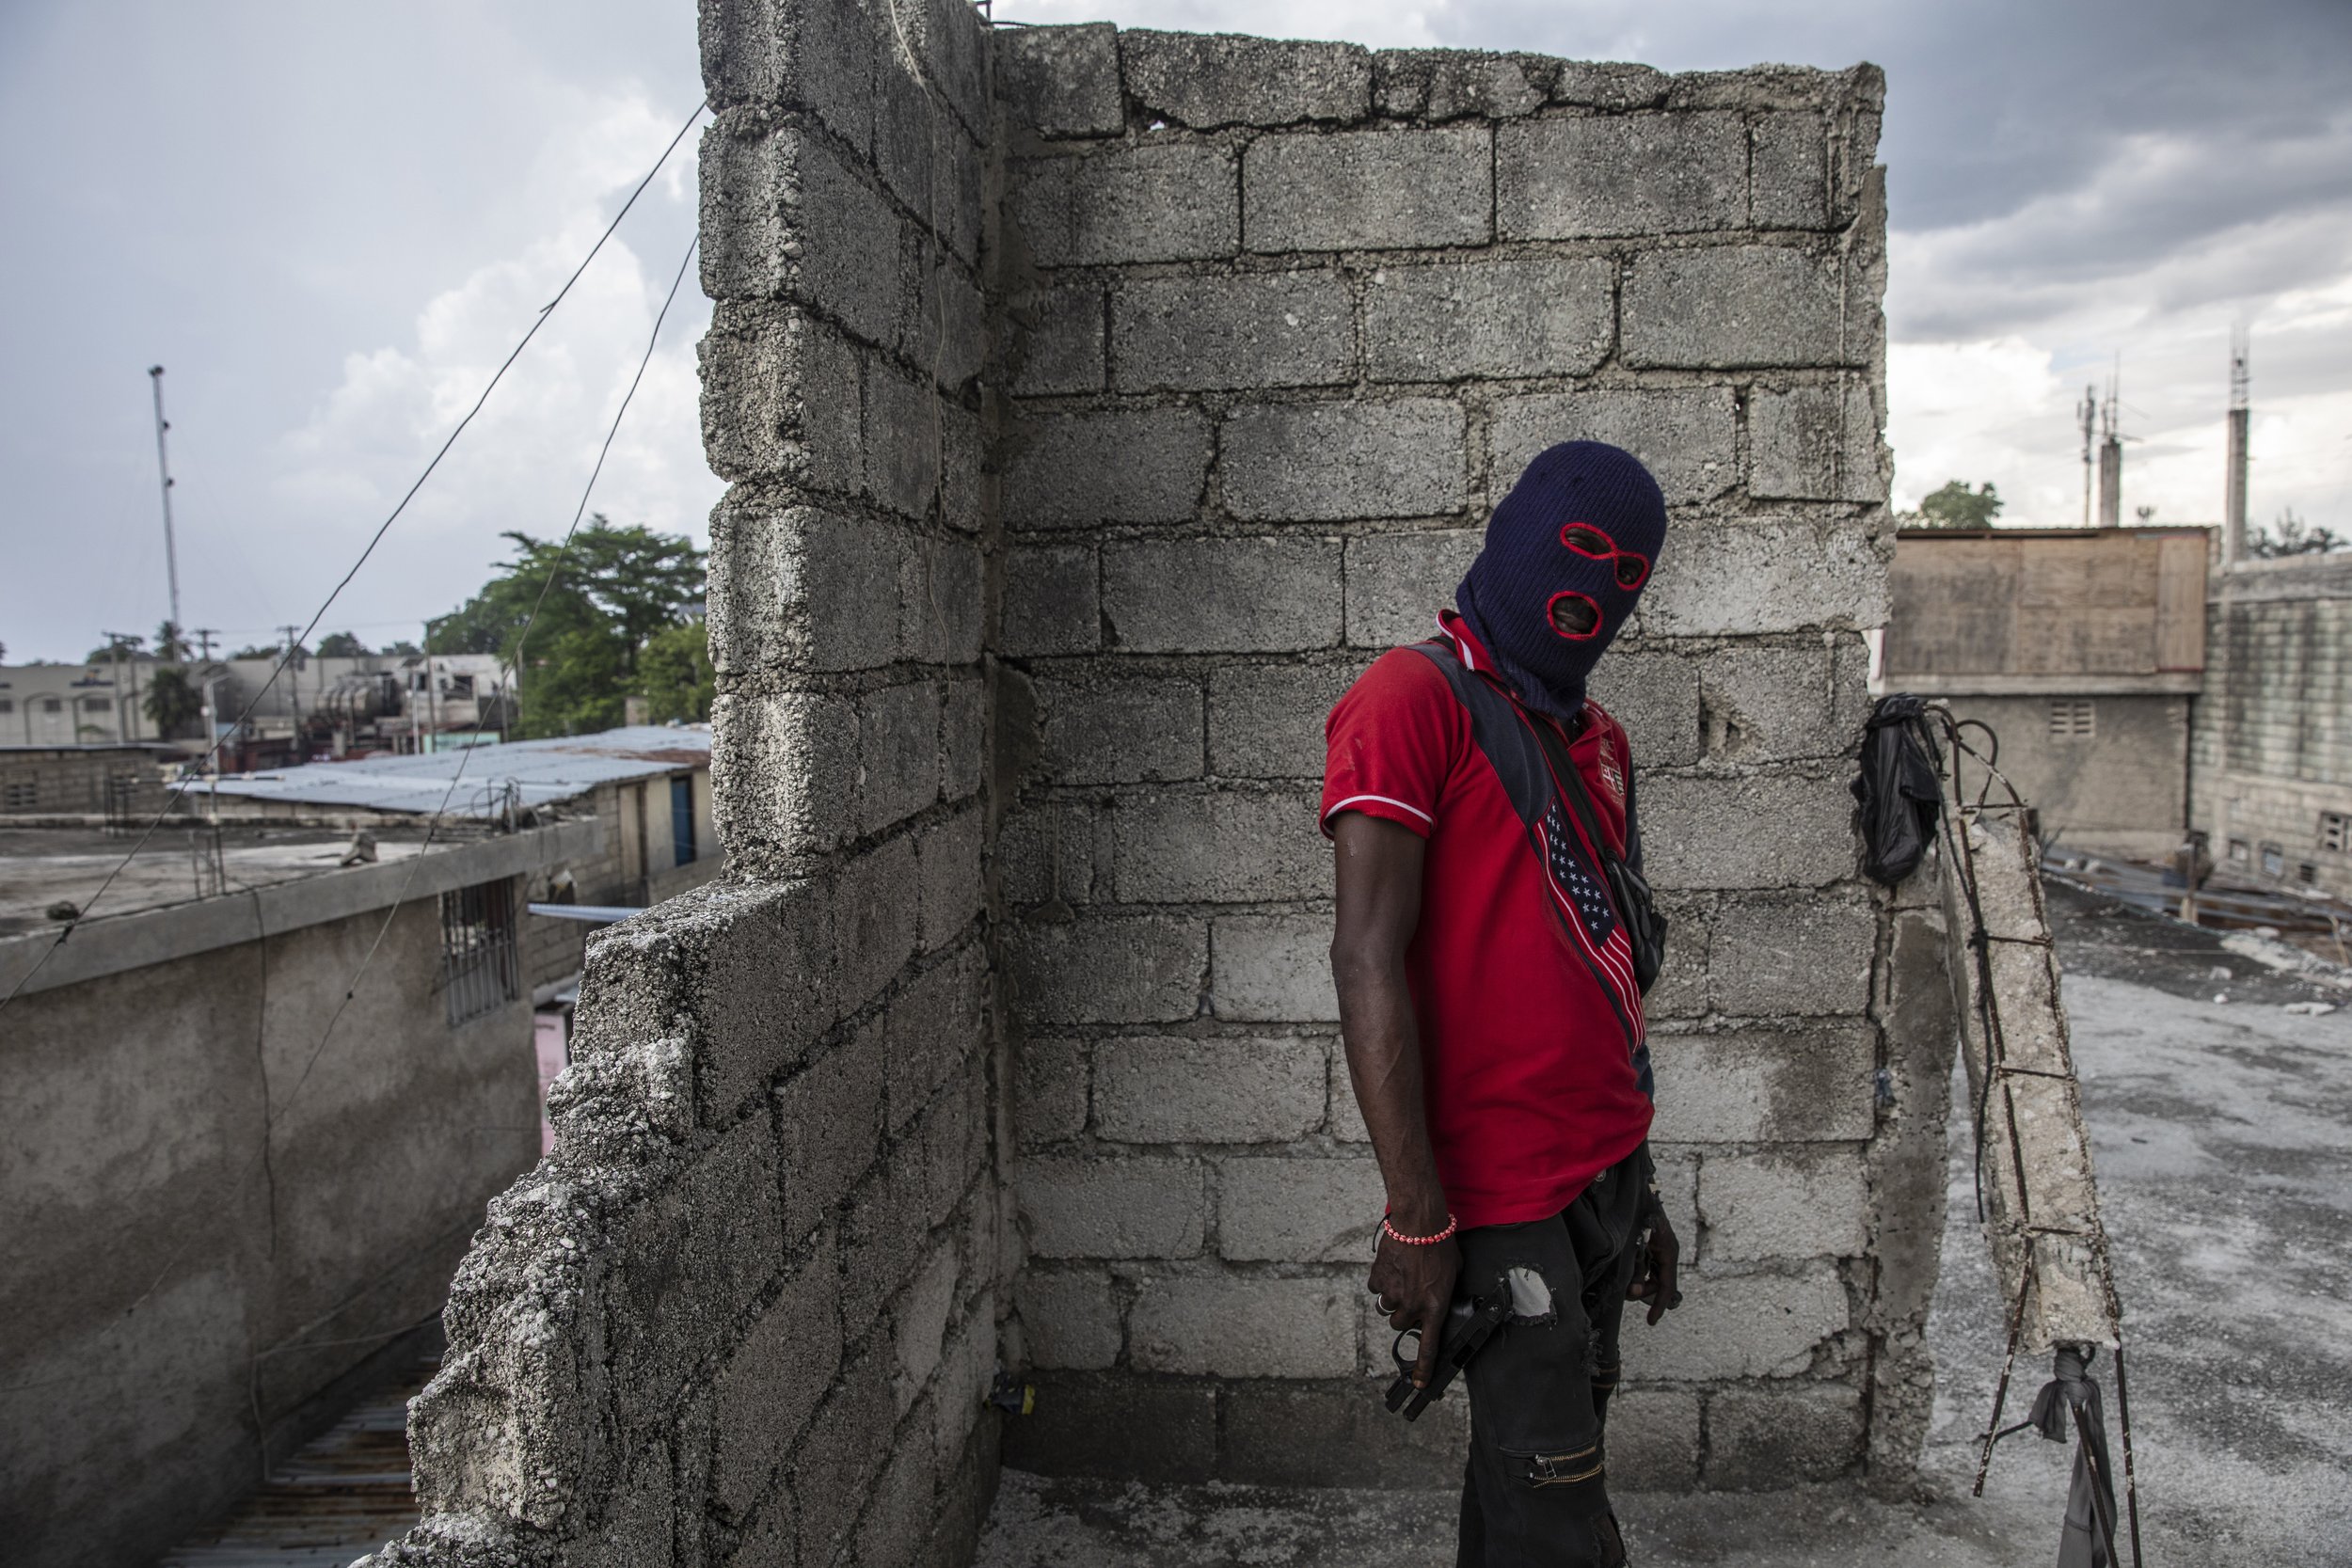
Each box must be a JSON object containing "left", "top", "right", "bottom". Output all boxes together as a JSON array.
[
  {"left": 0, "top": 652, "right": 514, "bottom": 760},
  {"left": 1881, "top": 527, "right": 2210, "bottom": 859},
  {"left": 358, "top": 14, "right": 1950, "bottom": 1568},
  {"left": 0, "top": 740, "right": 179, "bottom": 816},
  {"left": 0, "top": 816, "right": 594, "bottom": 1568},
  {"left": 2192, "top": 548, "right": 2352, "bottom": 900},
  {"left": 199, "top": 725, "right": 722, "bottom": 992}
]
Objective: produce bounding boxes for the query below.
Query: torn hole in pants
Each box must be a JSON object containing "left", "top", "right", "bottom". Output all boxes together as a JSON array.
[{"left": 1504, "top": 1266, "right": 1555, "bottom": 1324}]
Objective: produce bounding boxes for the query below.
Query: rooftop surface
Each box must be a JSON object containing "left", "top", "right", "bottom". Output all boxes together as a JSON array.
[
  {"left": 0, "top": 825, "right": 439, "bottom": 937},
  {"left": 200, "top": 725, "right": 710, "bottom": 816}
]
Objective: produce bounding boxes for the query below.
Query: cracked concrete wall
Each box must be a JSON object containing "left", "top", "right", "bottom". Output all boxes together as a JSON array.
[
  {"left": 372, "top": 13, "right": 1950, "bottom": 1564},
  {"left": 988, "top": 24, "right": 1947, "bottom": 1493}
]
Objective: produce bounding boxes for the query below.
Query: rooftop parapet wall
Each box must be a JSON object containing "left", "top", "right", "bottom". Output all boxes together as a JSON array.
[{"left": 988, "top": 24, "right": 1934, "bottom": 1492}]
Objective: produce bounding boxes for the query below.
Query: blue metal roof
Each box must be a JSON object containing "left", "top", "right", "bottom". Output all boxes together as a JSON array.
[{"left": 203, "top": 725, "right": 709, "bottom": 817}]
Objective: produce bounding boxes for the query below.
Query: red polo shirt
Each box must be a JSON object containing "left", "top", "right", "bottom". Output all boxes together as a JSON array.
[{"left": 1321, "top": 613, "right": 1652, "bottom": 1228}]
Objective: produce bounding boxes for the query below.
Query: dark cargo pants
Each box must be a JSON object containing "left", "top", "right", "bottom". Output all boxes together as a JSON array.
[{"left": 1454, "top": 1146, "right": 1649, "bottom": 1568}]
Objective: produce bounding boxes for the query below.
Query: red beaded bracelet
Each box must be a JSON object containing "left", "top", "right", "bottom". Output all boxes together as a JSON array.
[{"left": 1381, "top": 1213, "right": 1458, "bottom": 1246}]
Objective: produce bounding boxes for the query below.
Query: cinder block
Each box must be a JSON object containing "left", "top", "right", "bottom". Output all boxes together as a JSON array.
[
  {"left": 914, "top": 810, "right": 984, "bottom": 952},
  {"left": 995, "top": 802, "right": 1095, "bottom": 910},
  {"left": 1212, "top": 912, "right": 1340, "bottom": 1022},
  {"left": 709, "top": 689, "right": 858, "bottom": 871},
  {"left": 1219, "top": 1380, "right": 1470, "bottom": 1486},
  {"left": 1640, "top": 517, "right": 1887, "bottom": 637},
  {"left": 708, "top": 1235, "right": 841, "bottom": 1523},
  {"left": 605, "top": 1117, "right": 787, "bottom": 1426},
  {"left": 1364, "top": 259, "right": 1613, "bottom": 382},
  {"left": 999, "top": 545, "right": 1100, "bottom": 657},
  {"left": 1637, "top": 769, "right": 1856, "bottom": 891},
  {"left": 1343, "top": 531, "right": 1481, "bottom": 648},
  {"left": 1692, "top": 642, "right": 1847, "bottom": 765},
  {"left": 1036, "top": 673, "right": 1204, "bottom": 784},
  {"left": 1001, "top": 1371, "right": 1216, "bottom": 1481},
  {"left": 789, "top": 1346, "right": 895, "bottom": 1566},
  {"left": 885, "top": 943, "right": 984, "bottom": 1132},
  {"left": 863, "top": 361, "right": 941, "bottom": 520},
  {"left": 1019, "top": 1157, "right": 1206, "bottom": 1259},
  {"left": 1006, "top": 143, "right": 1238, "bottom": 266},
  {"left": 698, "top": 305, "right": 862, "bottom": 491},
  {"left": 1017, "top": 1268, "right": 1125, "bottom": 1370},
  {"left": 1549, "top": 61, "right": 1669, "bottom": 110},
  {"left": 858, "top": 680, "right": 943, "bottom": 835},
  {"left": 899, "top": 531, "right": 983, "bottom": 666},
  {"left": 1646, "top": 1144, "right": 1700, "bottom": 1258},
  {"left": 1110, "top": 271, "right": 1354, "bottom": 392},
  {"left": 1004, "top": 914, "right": 1205, "bottom": 1025},
  {"left": 1014, "top": 1032, "right": 1088, "bottom": 1152},
  {"left": 852, "top": 1417, "right": 939, "bottom": 1567},
  {"left": 892, "top": 1242, "right": 961, "bottom": 1413},
  {"left": 674, "top": 879, "right": 839, "bottom": 1123},
  {"left": 1621, "top": 245, "right": 1859, "bottom": 369},
  {"left": 1604, "top": 1388, "right": 1703, "bottom": 1488},
  {"left": 1329, "top": 1069, "right": 1371, "bottom": 1142},
  {"left": 1129, "top": 1274, "right": 1357, "bottom": 1377},
  {"left": 1701, "top": 1147, "right": 1870, "bottom": 1261},
  {"left": 1210, "top": 662, "right": 1359, "bottom": 779},
  {"left": 1588, "top": 650, "right": 1701, "bottom": 768},
  {"left": 1621, "top": 1266, "right": 1847, "bottom": 1381},
  {"left": 1218, "top": 1155, "right": 1384, "bottom": 1260},
  {"left": 1112, "top": 789, "right": 1327, "bottom": 904},
  {"left": 1103, "top": 537, "right": 1343, "bottom": 654},
  {"left": 1222, "top": 400, "right": 1466, "bottom": 522},
  {"left": 1009, "top": 284, "right": 1105, "bottom": 396},
  {"left": 1749, "top": 379, "right": 1882, "bottom": 501},
  {"left": 1706, "top": 1382, "right": 1866, "bottom": 1486},
  {"left": 1709, "top": 888, "right": 1875, "bottom": 1019},
  {"left": 773, "top": 1019, "right": 886, "bottom": 1238},
  {"left": 704, "top": 124, "right": 908, "bottom": 348},
  {"left": 996, "top": 22, "right": 1124, "bottom": 136},
  {"left": 1750, "top": 113, "right": 1830, "bottom": 230},
  {"left": 1497, "top": 113, "right": 1745, "bottom": 239},
  {"left": 1120, "top": 30, "right": 1373, "bottom": 129},
  {"left": 1004, "top": 408, "right": 1211, "bottom": 528},
  {"left": 1094, "top": 1036, "right": 1327, "bottom": 1144},
  {"left": 833, "top": 833, "right": 921, "bottom": 1010},
  {"left": 1491, "top": 388, "right": 1738, "bottom": 507},
  {"left": 707, "top": 502, "right": 902, "bottom": 676},
  {"left": 916, "top": 252, "right": 989, "bottom": 391},
  {"left": 1244, "top": 126, "right": 1492, "bottom": 251},
  {"left": 701, "top": 0, "right": 875, "bottom": 150},
  {"left": 1374, "top": 49, "right": 1548, "bottom": 120},
  {"left": 1645, "top": 1026, "right": 1874, "bottom": 1142}
]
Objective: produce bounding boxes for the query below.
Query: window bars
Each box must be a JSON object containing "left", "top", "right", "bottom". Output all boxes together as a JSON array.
[{"left": 439, "top": 878, "right": 520, "bottom": 1027}]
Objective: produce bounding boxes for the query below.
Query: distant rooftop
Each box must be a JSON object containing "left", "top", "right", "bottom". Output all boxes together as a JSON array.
[{"left": 201, "top": 724, "right": 711, "bottom": 817}]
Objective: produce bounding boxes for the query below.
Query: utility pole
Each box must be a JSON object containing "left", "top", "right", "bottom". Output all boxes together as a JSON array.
[
  {"left": 191, "top": 627, "right": 218, "bottom": 662},
  {"left": 103, "top": 630, "right": 142, "bottom": 742},
  {"left": 2224, "top": 327, "right": 2251, "bottom": 567},
  {"left": 2096, "top": 361, "right": 2124, "bottom": 530},
  {"left": 148, "top": 367, "right": 183, "bottom": 637},
  {"left": 279, "top": 624, "right": 306, "bottom": 749},
  {"left": 2076, "top": 385, "right": 2098, "bottom": 529}
]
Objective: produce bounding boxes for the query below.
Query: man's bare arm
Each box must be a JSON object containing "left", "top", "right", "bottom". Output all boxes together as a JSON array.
[{"left": 1329, "top": 812, "right": 1458, "bottom": 1386}]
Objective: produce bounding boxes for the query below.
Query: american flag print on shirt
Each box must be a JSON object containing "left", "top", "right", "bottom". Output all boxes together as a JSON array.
[{"left": 1535, "top": 799, "right": 1646, "bottom": 1046}]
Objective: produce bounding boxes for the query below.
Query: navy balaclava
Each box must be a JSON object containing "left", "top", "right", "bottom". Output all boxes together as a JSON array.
[{"left": 1455, "top": 441, "right": 1668, "bottom": 723}]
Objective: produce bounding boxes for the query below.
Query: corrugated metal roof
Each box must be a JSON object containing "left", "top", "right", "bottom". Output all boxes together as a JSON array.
[{"left": 202, "top": 725, "right": 709, "bottom": 817}]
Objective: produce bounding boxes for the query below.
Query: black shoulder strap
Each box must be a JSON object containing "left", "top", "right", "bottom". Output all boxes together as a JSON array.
[
  {"left": 1404, "top": 641, "right": 1552, "bottom": 832},
  {"left": 1528, "top": 715, "right": 1621, "bottom": 879}
]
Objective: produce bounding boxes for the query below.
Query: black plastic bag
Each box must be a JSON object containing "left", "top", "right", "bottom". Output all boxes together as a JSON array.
[{"left": 1852, "top": 693, "right": 1945, "bottom": 885}]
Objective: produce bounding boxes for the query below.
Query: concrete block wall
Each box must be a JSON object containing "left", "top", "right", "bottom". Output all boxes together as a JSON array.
[
  {"left": 991, "top": 25, "right": 1937, "bottom": 1491},
  {"left": 369, "top": 2, "right": 1002, "bottom": 1565},
  {"left": 374, "top": 17, "right": 1944, "bottom": 1566}
]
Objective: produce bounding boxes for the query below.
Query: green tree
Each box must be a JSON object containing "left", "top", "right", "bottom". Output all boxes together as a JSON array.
[
  {"left": 1915, "top": 480, "right": 2004, "bottom": 530},
  {"left": 2251, "top": 507, "right": 2345, "bottom": 558},
  {"left": 638, "top": 618, "right": 715, "bottom": 724},
  {"left": 382, "top": 638, "right": 423, "bottom": 658},
  {"left": 426, "top": 519, "right": 707, "bottom": 737},
  {"left": 153, "top": 621, "right": 190, "bottom": 661},
  {"left": 143, "top": 666, "right": 205, "bottom": 738},
  {"left": 316, "top": 631, "right": 370, "bottom": 657},
  {"left": 229, "top": 643, "right": 281, "bottom": 660},
  {"left": 85, "top": 633, "right": 145, "bottom": 663}
]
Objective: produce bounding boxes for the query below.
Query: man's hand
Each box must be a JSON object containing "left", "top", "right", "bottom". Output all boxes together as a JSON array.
[
  {"left": 1370, "top": 1228, "right": 1462, "bottom": 1388},
  {"left": 1627, "top": 1208, "right": 1683, "bottom": 1327}
]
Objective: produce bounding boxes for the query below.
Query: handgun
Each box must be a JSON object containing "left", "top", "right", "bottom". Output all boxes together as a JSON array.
[{"left": 1383, "top": 1279, "right": 1509, "bottom": 1421}]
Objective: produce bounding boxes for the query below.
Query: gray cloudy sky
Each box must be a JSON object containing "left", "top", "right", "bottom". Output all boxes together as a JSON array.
[{"left": 2, "top": 0, "right": 2346, "bottom": 662}]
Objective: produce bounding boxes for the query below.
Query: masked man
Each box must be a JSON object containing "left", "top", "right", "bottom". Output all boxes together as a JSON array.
[{"left": 1323, "top": 442, "right": 1683, "bottom": 1568}]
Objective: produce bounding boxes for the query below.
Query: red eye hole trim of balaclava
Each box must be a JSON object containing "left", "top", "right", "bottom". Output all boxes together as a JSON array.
[
  {"left": 1561, "top": 521, "right": 1651, "bottom": 591},
  {"left": 1546, "top": 590, "right": 1602, "bottom": 641}
]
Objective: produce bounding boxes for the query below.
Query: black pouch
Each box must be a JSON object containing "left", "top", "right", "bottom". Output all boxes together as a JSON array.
[{"left": 1851, "top": 693, "right": 1946, "bottom": 885}]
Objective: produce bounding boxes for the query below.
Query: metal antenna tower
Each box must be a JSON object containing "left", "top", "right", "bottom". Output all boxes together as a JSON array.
[
  {"left": 148, "top": 367, "right": 183, "bottom": 635},
  {"left": 2224, "top": 326, "right": 2251, "bottom": 563},
  {"left": 2077, "top": 384, "right": 2098, "bottom": 528}
]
